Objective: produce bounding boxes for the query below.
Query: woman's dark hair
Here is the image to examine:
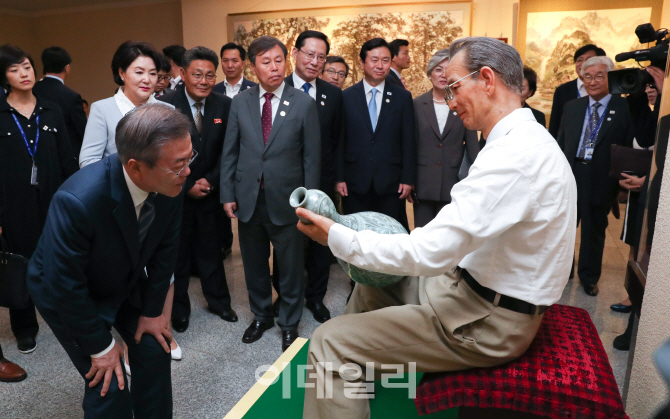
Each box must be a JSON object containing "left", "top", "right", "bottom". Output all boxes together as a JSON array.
[
  {"left": 248, "top": 36, "right": 287, "bottom": 66},
  {"left": 359, "top": 38, "right": 392, "bottom": 62},
  {"left": 295, "top": 30, "right": 331, "bottom": 55},
  {"left": 323, "top": 56, "right": 350, "bottom": 78},
  {"left": 523, "top": 66, "right": 538, "bottom": 98},
  {"left": 111, "top": 41, "right": 160, "bottom": 86},
  {"left": 157, "top": 54, "right": 172, "bottom": 73},
  {"left": 0, "top": 44, "right": 36, "bottom": 92}
]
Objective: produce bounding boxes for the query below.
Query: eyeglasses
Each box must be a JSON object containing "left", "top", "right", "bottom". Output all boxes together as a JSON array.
[
  {"left": 299, "top": 49, "right": 327, "bottom": 63},
  {"left": 583, "top": 74, "right": 605, "bottom": 83},
  {"left": 324, "top": 68, "right": 346, "bottom": 78},
  {"left": 445, "top": 69, "right": 480, "bottom": 102},
  {"left": 189, "top": 73, "right": 217, "bottom": 82},
  {"left": 157, "top": 75, "right": 172, "bottom": 82},
  {"left": 153, "top": 149, "right": 198, "bottom": 177}
]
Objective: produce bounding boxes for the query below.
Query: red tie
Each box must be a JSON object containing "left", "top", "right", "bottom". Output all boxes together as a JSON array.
[{"left": 262, "top": 92, "right": 273, "bottom": 144}]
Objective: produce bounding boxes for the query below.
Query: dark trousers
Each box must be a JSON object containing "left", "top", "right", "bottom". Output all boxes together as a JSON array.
[
  {"left": 10, "top": 300, "right": 39, "bottom": 340},
  {"left": 173, "top": 200, "right": 231, "bottom": 320},
  {"left": 345, "top": 190, "right": 408, "bottom": 228},
  {"left": 273, "top": 238, "right": 332, "bottom": 305},
  {"left": 413, "top": 199, "right": 450, "bottom": 228},
  {"left": 218, "top": 210, "right": 234, "bottom": 249},
  {"left": 36, "top": 302, "right": 172, "bottom": 419},
  {"left": 575, "top": 163, "right": 611, "bottom": 287},
  {"left": 238, "top": 190, "right": 304, "bottom": 330}
]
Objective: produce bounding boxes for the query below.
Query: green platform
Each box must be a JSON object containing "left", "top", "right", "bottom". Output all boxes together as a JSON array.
[{"left": 225, "top": 338, "right": 457, "bottom": 419}]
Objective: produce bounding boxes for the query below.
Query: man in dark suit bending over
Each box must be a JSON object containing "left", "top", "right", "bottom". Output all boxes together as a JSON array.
[
  {"left": 159, "top": 46, "right": 237, "bottom": 333},
  {"left": 336, "top": 38, "right": 416, "bottom": 226},
  {"left": 27, "top": 104, "right": 193, "bottom": 418}
]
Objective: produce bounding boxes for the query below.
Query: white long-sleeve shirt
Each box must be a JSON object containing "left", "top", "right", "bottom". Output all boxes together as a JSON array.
[{"left": 329, "top": 108, "right": 577, "bottom": 306}]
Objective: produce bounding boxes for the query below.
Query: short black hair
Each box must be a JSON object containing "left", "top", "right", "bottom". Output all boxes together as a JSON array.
[
  {"left": 183, "top": 46, "right": 219, "bottom": 71},
  {"left": 388, "top": 39, "right": 409, "bottom": 57},
  {"left": 111, "top": 41, "right": 160, "bottom": 86},
  {"left": 360, "top": 38, "right": 392, "bottom": 62},
  {"left": 220, "top": 43, "right": 246, "bottom": 61},
  {"left": 162, "top": 45, "right": 186, "bottom": 67},
  {"left": 573, "top": 44, "right": 606, "bottom": 62},
  {"left": 157, "top": 54, "right": 172, "bottom": 73},
  {"left": 41, "top": 46, "right": 71, "bottom": 74},
  {"left": 248, "top": 36, "right": 288, "bottom": 66},
  {"left": 522, "top": 66, "right": 538, "bottom": 97},
  {"left": 323, "top": 56, "right": 349, "bottom": 78},
  {"left": 0, "top": 44, "right": 36, "bottom": 92},
  {"left": 295, "top": 30, "right": 330, "bottom": 55}
]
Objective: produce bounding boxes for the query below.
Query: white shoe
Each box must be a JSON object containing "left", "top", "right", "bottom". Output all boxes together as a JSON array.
[
  {"left": 123, "top": 346, "right": 131, "bottom": 376},
  {"left": 170, "top": 339, "right": 182, "bottom": 361}
]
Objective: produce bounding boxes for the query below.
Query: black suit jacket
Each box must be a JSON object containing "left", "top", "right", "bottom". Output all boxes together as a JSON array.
[
  {"left": 556, "top": 95, "right": 634, "bottom": 205},
  {"left": 27, "top": 155, "right": 183, "bottom": 355},
  {"left": 523, "top": 103, "right": 547, "bottom": 128},
  {"left": 548, "top": 79, "right": 579, "bottom": 138},
  {"left": 159, "top": 89, "right": 232, "bottom": 211},
  {"left": 33, "top": 77, "right": 88, "bottom": 157},
  {"left": 338, "top": 81, "right": 416, "bottom": 195},
  {"left": 385, "top": 69, "right": 405, "bottom": 90},
  {"left": 285, "top": 74, "right": 343, "bottom": 192},
  {"left": 213, "top": 77, "right": 257, "bottom": 96}
]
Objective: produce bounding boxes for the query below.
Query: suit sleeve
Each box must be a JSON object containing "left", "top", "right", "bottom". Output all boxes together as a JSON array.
[
  {"left": 53, "top": 108, "right": 79, "bottom": 179},
  {"left": 69, "top": 93, "right": 88, "bottom": 154},
  {"left": 336, "top": 102, "right": 346, "bottom": 183},
  {"left": 400, "top": 92, "right": 417, "bottom": 185},
  {"left": 556, "top": 105, "right": 569, "bottom": 152},
  {"left": 142, "top": 198, "right": 182, "bottom": 317},
  {"left": 303, "top": 99, "right": 321, "bottom": 189},
  {"left": 204, "top": 99, "right": 232, "bottom": 189},
  {"left": 79, "top": 102, "right": 108, "bottom": 168},
  {"left": 220, "top": 98, "right": 240, "bottom": 204},
  {"left": 41, "top": 191, "right": 113, "bottom": 355},
  {"left": 548, "top": 86, "right": 563, "bottom": 139}
]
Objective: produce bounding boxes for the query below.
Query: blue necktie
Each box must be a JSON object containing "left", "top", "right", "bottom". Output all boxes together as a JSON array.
[
  {"left": 302, "top": 82, "right": 311, "bottom": 95},
  {"left": 369, "top": 88, "right": 378, "bottom": 132},
  {"left": 578, "top": 102, "right": 601, "bottom": 159},
  {"left": 138, "top": 193, "right": 156, "bottom": 245}
]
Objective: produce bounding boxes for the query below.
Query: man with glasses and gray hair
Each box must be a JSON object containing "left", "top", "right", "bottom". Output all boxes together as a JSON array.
[
  {"left": 27, "top": 104, "right": 193, "bottom": 418},
  {"left": 299, "top": 37, "right": 577, "bottom": 419}
]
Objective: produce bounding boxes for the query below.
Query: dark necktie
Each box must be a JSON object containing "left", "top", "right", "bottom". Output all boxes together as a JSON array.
[
  {"left": 261, "top": 92, "right": 273, "bottom": 145},
  {"left": 302, "top": 82, "right": 311, "bottom": 95},
  {"left": 138, "top": 193, "right": 156, "bottom": 245},
  {"left": 194, "top": 102, "right": 203, "bottom": 135},
  {"left": 578, "top": 102, "right": 601, "bottom": 159}
]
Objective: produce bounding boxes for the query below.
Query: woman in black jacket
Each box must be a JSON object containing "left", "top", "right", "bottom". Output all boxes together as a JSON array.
[{"left": 0, "top": 44, "right": 78, "bottom": 355}]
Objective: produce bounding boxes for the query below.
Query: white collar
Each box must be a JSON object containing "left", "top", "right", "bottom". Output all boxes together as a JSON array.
[
  {"left": 576, "top": 78, "right": 584, "bottom": 90},
  {"left": 292, "top": 72, "right": 316, "bottom": 92},
  {"left": 185, "top": 90, "right": 204, "bottom": 108},
  {"left": 390, "top": 67, "right": 402, "bottom": 79},
  {"left": 588, "top": 93, "right": 612, "bottom": 109},
  {"left": 486, "top": 108, "right": 536, "bottom": 144},
  {"left": 114, "top": 88, "right": 158, "bottom": 116},
  {"left": 45, "top": 74, "right": 64, "bottom": 84},
  {"left": 259, "top": 81, "right": 285, "bottom": 100},
  {"left": 224, "top": 77, "right": 243, "bottom": 88},
  {"left": 363, "top": 78, "right": 385, "bottom": 95},
  {"left": 122, "top": 166, "right": 150, "bottom": 208}
]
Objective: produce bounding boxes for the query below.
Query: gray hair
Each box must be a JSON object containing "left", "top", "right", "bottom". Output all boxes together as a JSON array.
[
  {"left": 426, "top": 49, "right": 450, "bottom": 77},
  {"left": 581, "top": 56, "right": 614, "bottom": 77},
  {"left": 448, "top": 36, "right": 523, "bottom": 95},
  {"left": 116, "top": 104, "right": 191, "bottom": 165}
]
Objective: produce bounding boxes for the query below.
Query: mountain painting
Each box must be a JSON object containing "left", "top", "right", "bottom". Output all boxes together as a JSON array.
[{"left": 525, "top": 8, "right": 652, "bottom": 117}]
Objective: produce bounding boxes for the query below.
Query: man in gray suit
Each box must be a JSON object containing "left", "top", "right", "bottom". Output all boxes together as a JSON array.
[{"left": 220, "top": 36, "right": 321, "bottom": 352}]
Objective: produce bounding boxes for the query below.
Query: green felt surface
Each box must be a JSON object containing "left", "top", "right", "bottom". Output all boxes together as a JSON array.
[{"left": 241, "top": 342, "right": 457, "bottom": 419}]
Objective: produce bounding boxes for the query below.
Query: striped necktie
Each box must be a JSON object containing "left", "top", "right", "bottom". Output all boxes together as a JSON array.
[{"left": 138, "top": 192, "right": 156, "bottom": 245}]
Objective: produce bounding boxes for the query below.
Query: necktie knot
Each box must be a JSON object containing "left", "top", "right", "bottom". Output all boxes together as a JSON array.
[
  {"left": 592, "top": 102, "right": 601, "bottom": 111},
  {"left": 302, "top": 82, "right": 311, "bottom": 94},
  {"left": 195, "top": 102, "right": 203, "bottom": 111},
  {"left": 370, "top": 87, "right": 378, "bottom": 97},
  {"left": 263, "top": 92, "right": 274, "bottom": 101}
]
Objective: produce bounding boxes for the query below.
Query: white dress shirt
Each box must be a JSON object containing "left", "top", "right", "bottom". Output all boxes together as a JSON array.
[
  {"left": 45, "top": 74, "right": 64, "bottom": 84},
  {"left": 292, "top": 72, "right": 317, "bottom": 101},
  {"left": 169, "top": 75, "right": 182, "bottom": 90},
  {"left": 576, "top": 78, "right": 587, "bottom": 98},
  {"left": 259, "top": 81, "right": 285, "bottom": 123},
  {"left": 114, "top": 87, "right": 161, "bottom": 117},
  {"left": 362, "top": 78, "right": 384, "bottom": 119},
  {"left": 185, "top": 91, "right": 205, "bottom": 119},
  {"left": 328, "top": 108, "right": 577, "bottom": 306},
  {"left": 434, "top": 103, "right": 450, "bottom": 134},
  {"left": 224, "top": 77, "right": 244, "bottom": 98},
  {"left": 577, "top": 94, "right": 612, "bottom": 154}
]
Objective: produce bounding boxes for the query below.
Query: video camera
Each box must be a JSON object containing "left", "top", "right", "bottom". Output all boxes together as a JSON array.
[{"left": 609, "top": 23, "right": 669, "bottom": 95}]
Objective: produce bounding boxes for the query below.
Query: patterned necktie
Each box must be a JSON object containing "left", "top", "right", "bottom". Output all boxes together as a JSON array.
[
  {"left": 302, "top": 82, "right": 311, "bottom": 95},
  {"left": 138, "top": 193, "right": 156, "bottom": 245},
  {"left": 194, "top": 102, "right": 203, "bottom": 135},
  {"left": 578, "top": 102, "right": 602, "bottom": 158},
  {"left": 368, "top": 88, "right": 378, "bottom": 132},
  {"left": 261, "top": 92, "right": 274, "bottom": 145}
]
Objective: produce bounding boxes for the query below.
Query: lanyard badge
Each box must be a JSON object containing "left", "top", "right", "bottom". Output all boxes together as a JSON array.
[
  {"left": 11, "top": 113, "right": 40, "bottom": 185},
  {"left": 583, "top": 105, "right": 607, "bottom": 161}
]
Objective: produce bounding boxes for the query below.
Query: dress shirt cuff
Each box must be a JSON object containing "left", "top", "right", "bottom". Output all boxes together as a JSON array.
[
  {"left": 90, "top": 339, "right": 115, "bottom": 359},
  {"left": 328, "top": 223, "right": 356, "bottom": 260}
]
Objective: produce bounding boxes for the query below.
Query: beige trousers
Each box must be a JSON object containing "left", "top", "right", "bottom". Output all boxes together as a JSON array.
[{"left": 302, "top": 272, "right": 544, "bottom": 419}]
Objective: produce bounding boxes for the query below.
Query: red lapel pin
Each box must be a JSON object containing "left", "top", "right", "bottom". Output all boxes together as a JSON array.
[{"left": 214, "top": 119, "right": 222, "bottom": 124}]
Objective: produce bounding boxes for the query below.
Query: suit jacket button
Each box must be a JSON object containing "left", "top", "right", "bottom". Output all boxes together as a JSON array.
[{"left": 437, "top": 144, "right": 443, "bottom": 148}]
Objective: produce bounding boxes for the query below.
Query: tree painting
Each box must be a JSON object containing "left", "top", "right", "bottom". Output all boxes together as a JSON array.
[{"left": 232, "top": 10, "right": 465, "bottom": 96}]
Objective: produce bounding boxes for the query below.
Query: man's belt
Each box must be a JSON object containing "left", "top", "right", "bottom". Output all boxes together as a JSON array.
[{"left": 459, "top": 268, "right": 550, "bottom": 315}]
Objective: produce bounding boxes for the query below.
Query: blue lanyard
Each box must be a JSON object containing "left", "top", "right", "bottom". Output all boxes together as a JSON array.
[
  {"left": 11, "top": 113, "right": 39, "bottom": 160},
  {"left": 586, "top": 103, "right": 607, "bottom": 144}
]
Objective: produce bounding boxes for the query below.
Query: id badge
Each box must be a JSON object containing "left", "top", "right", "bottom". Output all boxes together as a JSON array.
[
  {"left": 30, "top": 163, "right": 38, "bottom": 185},
  {"left": 584, "top": 146, "right": 594, "bottom": 161}
]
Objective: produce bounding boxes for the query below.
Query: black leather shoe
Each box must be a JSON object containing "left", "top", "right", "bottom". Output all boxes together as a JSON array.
[
  {"left": 242, "top": 320, "right": 274, "bottom": 344},
  {"left": 272, "top": 299, "right": 280, "bottom": 317},
  {"left": 610, "top": 303, "right": 633, "bottom": 313},
  {"left": 209, "top": 306, "right": 238, "bottom": 323},
  {"left": 613, "top": 333, "right": 631, "bottom": 351},
  {"left": 17, "top": 337, "right": 36, "bottom": 354},
  {"left": 222, "top": 247, "right": 232, "bottom": 259},
  {"left": 172, "top": 316, "right": 190, "bottom": 333},
  {"left": 306, "top": 301, "right": 331, "bottom": 323},
  {"left": 282, "top": 330, "right": 299, "bottom": 352},
  {"left": 583, "top": 284, "right": 599, "bottom": 296}
]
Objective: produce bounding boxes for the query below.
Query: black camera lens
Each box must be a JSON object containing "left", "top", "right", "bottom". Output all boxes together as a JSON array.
[{"left": 622, "top": 74, "right": 638, "bottom": 90}]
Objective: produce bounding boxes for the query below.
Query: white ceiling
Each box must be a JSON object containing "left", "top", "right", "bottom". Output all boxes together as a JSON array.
[{"left": 0, "top": 0, "right": 174, "bottom": 14}]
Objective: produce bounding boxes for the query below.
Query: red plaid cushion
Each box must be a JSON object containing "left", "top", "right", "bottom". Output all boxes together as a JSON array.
[{"left": 415, "top": 304, "right": 628, "bottom": 419}]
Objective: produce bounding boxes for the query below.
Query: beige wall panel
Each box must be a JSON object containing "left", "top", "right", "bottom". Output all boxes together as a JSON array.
[{"left": 0, "top": 13, "right": 38, "bottom": 59}]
